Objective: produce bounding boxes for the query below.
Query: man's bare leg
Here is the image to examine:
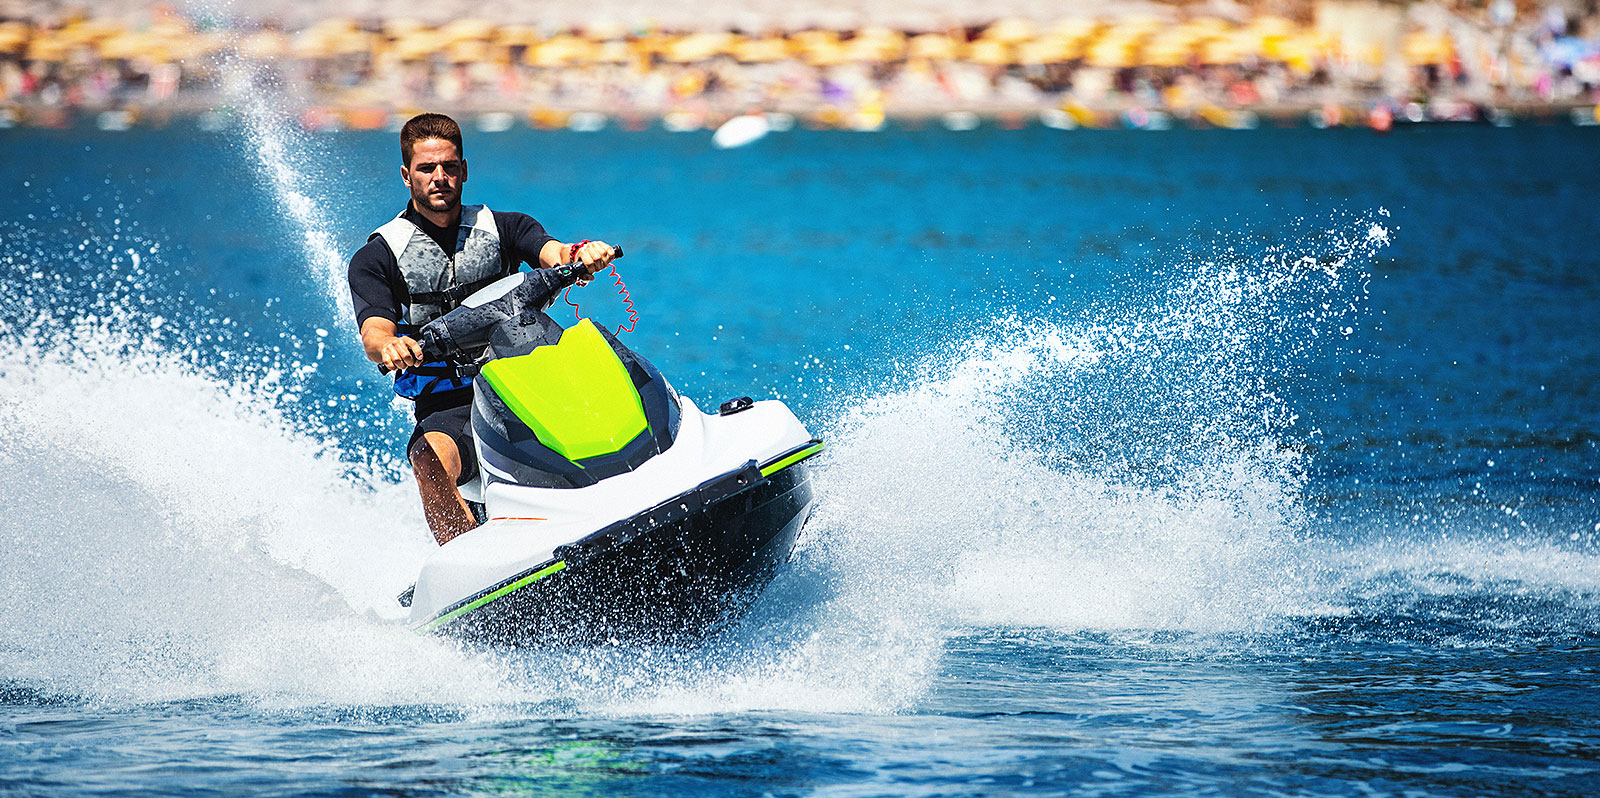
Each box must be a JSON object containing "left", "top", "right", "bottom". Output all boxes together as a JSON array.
[{"left": 410, "top": 431, "right": 476, "bottom": 546}]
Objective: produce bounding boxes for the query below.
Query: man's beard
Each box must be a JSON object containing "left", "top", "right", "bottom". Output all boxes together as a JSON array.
[{"left": 413, "top": 186, "right": 460, "bottom": 213}]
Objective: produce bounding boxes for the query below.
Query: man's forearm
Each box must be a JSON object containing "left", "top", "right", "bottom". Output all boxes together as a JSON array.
[
  {"left": 360, "top": 318, "right": 403, "bottom": 364},
  {"left": 539, "top": 239, "right": 568, "bottom": 268},
  {"left": 361, "top": 329, "right": 392, "bottom": 363}
]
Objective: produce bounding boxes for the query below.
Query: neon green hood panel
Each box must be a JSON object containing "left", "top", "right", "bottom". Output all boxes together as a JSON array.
[{"left": 479, "top": 319, "right": 648, "bottom": 462}]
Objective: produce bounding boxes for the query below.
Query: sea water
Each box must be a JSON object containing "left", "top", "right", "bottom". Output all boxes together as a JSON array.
[{"left": 1, "top": 122, "right": 1597, "bottom": 796}]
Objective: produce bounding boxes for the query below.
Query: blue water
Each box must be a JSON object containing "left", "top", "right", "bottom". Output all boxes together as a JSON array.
[{"left": 2, "top": 121, "right": 1598, "bottom": 796}]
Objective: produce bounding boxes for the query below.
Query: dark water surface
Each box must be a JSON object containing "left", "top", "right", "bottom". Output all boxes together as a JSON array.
[{"left": 2, "top": 122, "right": 1597, "bottom": 796}]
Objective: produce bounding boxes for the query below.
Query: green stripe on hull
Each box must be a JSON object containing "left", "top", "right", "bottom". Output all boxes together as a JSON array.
[
  {"left": 760, "top": 442, "right": 825, "bottom": 477},
  {"left": 421, "top": 559, "right": 568, "bottom": 632}
]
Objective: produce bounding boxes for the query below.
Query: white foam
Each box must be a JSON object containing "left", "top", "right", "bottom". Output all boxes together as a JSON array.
[
  {"left": 0, "top": 307, "right": 946, "bottom": 713},
  {"left": 800, "top": 317, "right": 1313, "bottom": 636},
  {"left": 1318, "top": 534, "right": 1600, "bottom": 599},
  {"left": 0, "top": 325, "right": 520, "bottom": 707}
]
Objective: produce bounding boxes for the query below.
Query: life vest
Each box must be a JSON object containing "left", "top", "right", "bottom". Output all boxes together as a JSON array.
[{"left": 370, "top": 204, "right": 509, "bottom": 399}]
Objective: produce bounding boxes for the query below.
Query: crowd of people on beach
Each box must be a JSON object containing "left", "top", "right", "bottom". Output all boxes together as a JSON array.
[{"left": 2, "top": 0, "right": 1598, "bottom": 129}]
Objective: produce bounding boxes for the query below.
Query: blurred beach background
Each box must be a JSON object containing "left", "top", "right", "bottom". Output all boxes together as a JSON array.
[{"left": 2, "top": 0, "right": 1599, "bottom": 130}]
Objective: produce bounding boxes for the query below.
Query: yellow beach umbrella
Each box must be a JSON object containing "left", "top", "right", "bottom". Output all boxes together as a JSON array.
[
  {"left": 844, "top": 29, "right": 905, "bottom": 62},
  {"left": 735, "top": 36, "right": 790, "bottom": 63},
  {"left": 800, "top": 37, "right": 846, "bottom": 67},
  {"left": 1085, "top": 37, "right": 1136, "bottom": 68},
  {"left": 1144, "top": 30, "right": 1197, "bottom": 53},
  {"left": 25, "top": 36, "right": 69, "bottom": 63},
  {"left": 967, "top": 39, "right": 1012, "bottom": 66},
  {"left": 1199, "top": 33, "right": 1246, "bottom": 65},
  {"left": 1402, "top": 32, "right": 1454, "bottom": 65},
  {"left": 392, "top": 30, "right": 444, "bottom": 61},
  {"left": 1273, "top": 32, "right": 1330, "bottom": 74},
  {"left": 447, "top": 39, "right": 490, "bottom": 63},
  {"left": 94, "top": 31, "right": 136, "bottom": 60},
  {"left": 907, "top": 33, "right": 959, "bottom": 61},
  {"left": 983, "top": 17, "right": 1037, "bottom": 44},
  {"left": 0, "top": 23, "right": 29, "bottom": 55},
  {"left": 496, "top": 25, "right": 540, "bottom": 49},
  {"left": 526, "top": 35, "right": 591, "bottom": 67},
  {"left": 1016, "top": 36, "right": 1077, "bottom": 65},
  {"left": 850, "top": 27, "right": 906, "bottom": 61},
  {"left": 1085, "top": 21, "right": 1156, "bottom": 69},
  {"left": 59, "top": 19, "right": 122, "bottom": 48},
  {"left": 100, "top": 31, "right": 176, "bottom": 62},
  {"left": 789, "top": 29, "right": 839, "bottom": 52},
  {"left": 438, "top": 19, "right": 495, "bottom": 43},
  {"left": 1143, "top": 41, "right": 1194, "bottom": 67},
  {"left": 1244, "top": 17, "right": 1296, "bottom": 57},
  {"left": 628, "top": 33, "right": 673, "bottom": 60},
  {"left": 857, "top": 26, "right": 904, "bottom": 45},
  {"left": 666, "top": 31, "right": 735, "bottom": 63}
]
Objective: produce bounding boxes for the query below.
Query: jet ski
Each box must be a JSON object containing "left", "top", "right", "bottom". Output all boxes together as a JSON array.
[{"left": 397, "top": 256, "right": 823, "bottom": 646}]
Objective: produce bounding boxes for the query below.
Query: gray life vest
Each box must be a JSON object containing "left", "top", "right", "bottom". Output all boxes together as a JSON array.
[
  {"left": 369, "top": 204, "right": 505, "bottom": 328},
  {"left": 369, "top": 204, "right": 508, "bottom": 400}
]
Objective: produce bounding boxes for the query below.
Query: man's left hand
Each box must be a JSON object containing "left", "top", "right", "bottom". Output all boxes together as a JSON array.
[
  {"left": 572, "top": 240, "right": 616, "bottom": 285},
  {"left": 576, "top": 240, "right": 615, "bottom": 268}
]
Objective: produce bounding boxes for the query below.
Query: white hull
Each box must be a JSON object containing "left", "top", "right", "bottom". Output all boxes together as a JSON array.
[{"left": 408, "top": 396, "right": 812, "bottom": 627}]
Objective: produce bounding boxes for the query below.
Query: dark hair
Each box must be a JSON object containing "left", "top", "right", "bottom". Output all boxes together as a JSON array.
[{"left": 400, "top": 113, "right": 463, "bottom": 164}]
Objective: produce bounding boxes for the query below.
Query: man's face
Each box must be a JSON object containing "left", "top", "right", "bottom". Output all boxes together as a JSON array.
[{"left": 402, "top": 137, "right": 467, "bottom": 214}]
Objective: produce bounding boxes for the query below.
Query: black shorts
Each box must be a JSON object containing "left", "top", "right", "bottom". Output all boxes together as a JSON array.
[{"left": 408, "top": 401, "right": 480, "bottom": 487}]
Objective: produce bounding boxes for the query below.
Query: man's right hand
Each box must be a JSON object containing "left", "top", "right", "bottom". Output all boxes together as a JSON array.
[
  {"left": 378, "top": 335, "right": 425, "bottom": 371},
  {"left": 360, "top": 317, "right": 425, "bottom": 371}
]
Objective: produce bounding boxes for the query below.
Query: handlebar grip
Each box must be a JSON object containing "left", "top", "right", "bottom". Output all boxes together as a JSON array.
[
  {"left": 559, "top": 243, "right": 624, "bottom": 279},
  {"left": 378, "top": 337, "right": 438, "bottom": 376},
  {"left": 377, "top": 244, "right": 625, "bottom": 375},
  {"left": 573, "top": 243, "right": 624, "bottom": 266}
]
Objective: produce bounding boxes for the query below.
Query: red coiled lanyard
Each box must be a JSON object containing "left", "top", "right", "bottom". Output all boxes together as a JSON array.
[{"left": 561, "top": 241, "right": 638, "bottom": 335}]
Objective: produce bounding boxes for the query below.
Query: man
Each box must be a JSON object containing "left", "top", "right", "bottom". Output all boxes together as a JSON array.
[{"left": 348, "top": 112, "right": 615, "bottom": 546}]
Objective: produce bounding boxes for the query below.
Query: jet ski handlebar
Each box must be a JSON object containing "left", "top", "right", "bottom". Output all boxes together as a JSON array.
[
  {"left": 378, "top": 245, "right": 623, "bottom": 375},
  {"left": 547, "top": 244, "right": 623, "bottom": 283}
]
